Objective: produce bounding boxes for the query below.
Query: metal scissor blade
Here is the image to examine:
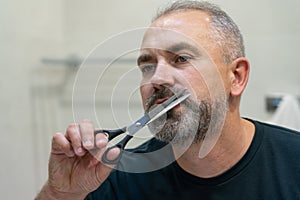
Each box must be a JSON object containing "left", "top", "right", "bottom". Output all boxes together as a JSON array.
[
  {"left": 126, "top": 114, "right": 151, "bottom": 136},
  {"left": 147, "top": 88, "right": 188, "bottom": 119},
  {"left": 147, "top": 93, "right": 190, "bottom": 123},
  {"left": 126, "top": 89, "right": 189, "bottom": 136}
]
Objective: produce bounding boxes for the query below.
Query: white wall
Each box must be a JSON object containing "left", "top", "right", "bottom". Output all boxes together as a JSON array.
[
  {"left": 0, "top": 0, "right": 64, "bottom": 198},
  {"left": 0, "top": 0, "right": 299, "bottom": 199},
  {"left": 214, "top": 0, "right": 300, "bottom": 120}
]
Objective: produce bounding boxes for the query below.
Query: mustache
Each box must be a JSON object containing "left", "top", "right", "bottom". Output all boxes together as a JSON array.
[{"left": 145, "top": 88, "right": 179, "bottom": 112}]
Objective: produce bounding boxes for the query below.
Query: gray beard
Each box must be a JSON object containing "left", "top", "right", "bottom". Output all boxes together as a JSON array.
[{"left": 147, "top": 97, "right": 211, "bottom": 147}]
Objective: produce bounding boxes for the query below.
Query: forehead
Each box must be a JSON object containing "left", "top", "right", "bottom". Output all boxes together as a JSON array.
[
  {"left": 141, "top": 10, "right": 211, "bottom": 55},
  {"left": 152, "top": 9, "right": 211, "bottom": 29},
  {"left": 141, "top": 10, "right": 212, "bottom": 49}
]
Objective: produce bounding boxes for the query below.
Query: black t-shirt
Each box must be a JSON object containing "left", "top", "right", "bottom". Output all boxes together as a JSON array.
[{"left": 86, "top": 119, "right": 300, "bottom": 200}]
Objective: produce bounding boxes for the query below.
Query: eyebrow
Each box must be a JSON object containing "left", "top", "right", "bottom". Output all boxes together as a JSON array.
[
  {"left": 167, "top": 42, "right": 202, "bottom": 55},
  {"left": 137, "top": 42, "right": 202, "bottom": 66},
  {"left": 137, "top": 54, "right": 154, "bottom": 66}
]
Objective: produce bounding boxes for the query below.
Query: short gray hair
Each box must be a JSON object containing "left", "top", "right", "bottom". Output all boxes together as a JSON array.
[{"left": 153, "top": 0, "right": 245, "bottom": 63}]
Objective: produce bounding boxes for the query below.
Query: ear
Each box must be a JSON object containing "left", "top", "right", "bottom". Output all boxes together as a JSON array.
[{"left": 230, "top": 57, "right": 250, "bottom": 97}]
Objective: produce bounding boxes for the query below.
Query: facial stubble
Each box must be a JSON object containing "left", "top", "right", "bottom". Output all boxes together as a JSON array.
[{"left": 146, "top": 90, "right": 212, "bottom": 147}]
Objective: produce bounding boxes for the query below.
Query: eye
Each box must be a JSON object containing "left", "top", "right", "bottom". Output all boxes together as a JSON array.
[
  {"left": 139, "top": 64, "right": 156, "bottom": 75},
  {"left": 175, "top": 55, "right": 191, "bottom": 63}
]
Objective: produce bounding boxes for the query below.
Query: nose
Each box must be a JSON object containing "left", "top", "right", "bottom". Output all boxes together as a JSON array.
[{"left": 150, "top": 60, "right": 175, "bottom": 91}]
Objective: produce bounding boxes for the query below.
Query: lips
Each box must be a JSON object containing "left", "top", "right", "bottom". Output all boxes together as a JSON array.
[
  {"left": 154, "top": 97, "right": 169, "bottom": 105},
  {"left": 145, "top": 88, "right": 178, "bottom": 112},
  {"left": 155, "top": 96, "right": 182, "bottom": 111},
  {"left": 147, "top": 97, "right": 171, "bottom": 113}
]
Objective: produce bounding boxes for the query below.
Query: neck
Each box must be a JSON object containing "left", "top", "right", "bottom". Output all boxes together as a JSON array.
[{"left": 173, "top": 117, "right": 255, "bottom": 178}]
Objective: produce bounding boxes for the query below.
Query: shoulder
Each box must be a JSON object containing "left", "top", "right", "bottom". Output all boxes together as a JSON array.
[
  {"left": 249, "top": 118, "right": 300, "bottom": 153},
  {"left": 253, "top": 119, "right": 300, "bottom": 139}
]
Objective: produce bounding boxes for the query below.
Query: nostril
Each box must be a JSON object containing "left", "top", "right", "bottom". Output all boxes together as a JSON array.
[{"left": 151, "top": 83, "right": 165, "bottom": 92}]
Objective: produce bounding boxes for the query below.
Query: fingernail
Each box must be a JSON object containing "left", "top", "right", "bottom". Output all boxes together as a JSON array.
[
  {"left": 77, "top": 147, "right": 84, "bottom": 153},
  {"left": 84, "top": 140, "right": 93, "bottom": 148}
]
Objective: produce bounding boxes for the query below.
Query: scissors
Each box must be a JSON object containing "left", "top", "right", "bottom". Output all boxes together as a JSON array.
[{"left": 94, "top": 88, "right": 190, "bottom": 165}]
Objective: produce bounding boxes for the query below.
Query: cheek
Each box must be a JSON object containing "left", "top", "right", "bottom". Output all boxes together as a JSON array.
[
  {"left": 214, "top": 66, "right": 231, "bottom": 97},
  {"left": 179, "top": 71, "right": 209, "bottom": 100},
  {"left": 190, "top": 64, "right": 229, "bottom": 102},
  {"left": 139, "top": 84, "right": 154, "bottom": 109}
]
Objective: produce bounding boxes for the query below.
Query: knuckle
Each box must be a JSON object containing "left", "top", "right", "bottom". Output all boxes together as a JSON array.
[
  {"left": 52, "top": 132, "right": 63, "bottom": 143},
  {"left": 95, "top": 134, "right": 109, "bottom": 147},
  {"left": 66, "top": 124, "right": 79, "bottom": 136},
  {"left": 81, "top": 119, "right": 93, "bottom": 124},
  {"left": 68, "top": 123, "right": 78, "bottom": 128},
  {"left": 53, "top": 132, "right": 62, "bottom": 139}
]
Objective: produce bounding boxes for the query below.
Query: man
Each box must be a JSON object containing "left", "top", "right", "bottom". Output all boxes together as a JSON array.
[{"left": 36, "top": 1, "right": 300, "bottom": 199}]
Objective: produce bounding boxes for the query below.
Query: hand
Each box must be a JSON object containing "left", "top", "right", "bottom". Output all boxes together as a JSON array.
[{"left": 35, "top": 119, "right": 120, "bottom": 200}]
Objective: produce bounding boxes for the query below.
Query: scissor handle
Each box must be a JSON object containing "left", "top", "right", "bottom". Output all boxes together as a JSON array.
[
  {"left": 94, "top": 127, "right": 127, "bottom": 140},
  {"left": 101, "top": 134, "right": 133, "bottom": 165}
]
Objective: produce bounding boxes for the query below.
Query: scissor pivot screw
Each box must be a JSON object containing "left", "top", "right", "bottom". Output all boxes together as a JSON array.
[{"left": 135, "top": 122, "right": 142, "bottom": 127}]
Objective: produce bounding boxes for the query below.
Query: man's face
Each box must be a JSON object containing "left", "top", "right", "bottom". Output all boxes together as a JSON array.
[{"left": 138, "top": 10, "right": 229, "bottom": 146}]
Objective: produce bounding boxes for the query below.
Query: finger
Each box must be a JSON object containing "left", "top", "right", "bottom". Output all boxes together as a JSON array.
[
  {"left": 79, "top": 119, "right": 95, "bottom": 150},
  {"left": 100, "top": 146, "right": 122, "bottom": 165},
  {"left": 66, "top": 123, "right": 86, "bottom": 156},
  {"left": 95, "top": 132, "right": 109, "bottom": 148},
  {"left": 52, "top": 132, "right": 75, "bottom": 157},
  {"left": 89, "top": 145, "right": 120, "bottom": 167},
  {"left": 104, "top": 147, "right": 121, "bottom": 162}
]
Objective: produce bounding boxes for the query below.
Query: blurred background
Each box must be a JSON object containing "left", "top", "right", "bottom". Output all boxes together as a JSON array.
[{"left": 1, "top": 0, "right": 299, "bottom": 199}]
